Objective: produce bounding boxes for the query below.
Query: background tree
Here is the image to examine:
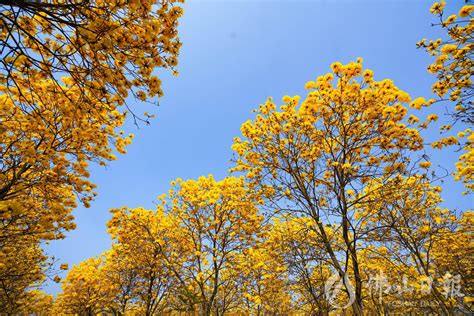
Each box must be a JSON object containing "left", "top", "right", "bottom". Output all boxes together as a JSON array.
[
  {"left": 232, "top": 242, "right": 292, "bottom": 315},
  {"left": 54, "top": 256, "right": 111, "bottom": 315},
  {"left": 107, "top": 207, "right": 177, "bottom": 315},
  {"left": 108, "top": 176, "right": 265, "bottom": 315},
  {"left": 418, "top": 1, "right": 473, "bottom": 193},
  {"left": 0, "top": 236, "right": 48, "bottom": 313},
  {"left": 430, "top": 211, "right": 473, "bottom": 313},
  {"left": 268, "top": 217, "right": 333, "bottom": 315},
  {"left": 101, "top": 247, "right": 141, "bottom": 315},
  {"left": 359, "top": 175, "right": 471, "bottom": 314},
  {"left": 166, "top": 176, "right": 264, "bottom": 315}
]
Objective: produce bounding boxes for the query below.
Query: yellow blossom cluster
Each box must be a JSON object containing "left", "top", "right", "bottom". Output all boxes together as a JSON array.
[
  {"left": 418, "top": 3, "right": 473, "bottom": 116},
  {"left": 232, "top": 60, "right": 424, "bottom": 191},
  {"left": 454, "top": 130, "right": 474, "bottom": 192},
  {"left": 0, "top": 0, "right": 184, "bottom": 114}
]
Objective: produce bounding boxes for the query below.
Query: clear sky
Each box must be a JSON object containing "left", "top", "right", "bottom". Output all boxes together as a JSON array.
[{"left": 44, "top": 0, "right": 471, "bottom": 294}]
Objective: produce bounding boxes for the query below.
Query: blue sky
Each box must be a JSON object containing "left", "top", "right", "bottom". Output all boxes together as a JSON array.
[{"left": 44, "top": 0, "right": 471, "bottom": 294}]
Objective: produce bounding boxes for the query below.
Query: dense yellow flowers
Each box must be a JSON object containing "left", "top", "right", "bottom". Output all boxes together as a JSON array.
[
  {"left": 55, "top": 171, "right": 471, "bottom": 314},
  {"left": 56, "top": 176, "right": 266, "bottom": 314},
  {"left": 454, "top": 130, "right": 474, "bottom": 192},
  {"left": 55, "top": 258, "right": 108, "bottom": 314},
  {"left": 459, "top": 5, "right": 474, "bottom": 18},
  {"left": 232, "top": 60, "right": 424, "bottom": 191},
  {"left": 0, "top": 0, "right": 184, "bottom": 311},
  {"left": 0, "top": 0, "right": 184, "bottom": 113},
  {"left": 418, "top": 1, "right": 473, "bottom": 193},
  {"left": 419, "top": 2, "right": 472, "bottom": 117},
  {"left": 0, "top": 237, "right": 52, "bottom": 312}
]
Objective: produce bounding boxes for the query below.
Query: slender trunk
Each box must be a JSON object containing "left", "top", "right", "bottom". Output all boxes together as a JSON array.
[{"left": 342, "top": 213, "right": 363, "bottom": 315}]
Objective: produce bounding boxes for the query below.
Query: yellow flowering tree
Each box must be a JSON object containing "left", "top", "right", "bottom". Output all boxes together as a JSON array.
[
  {"left": 267, "top": 217, "right": 334, "bottom": 314},
  {"left": 418, "top": 1, "right": 473, "bottom": 193},
  {"left": 100, "top": 247, "right": 142, "bottom": 315},
  {"left": 0, "top": 0, "right": 185, "bottom": 308},
  {"left": 166, "top": 176, "right": 264, "bottom": 315},
  {"left": 107, "top": 207, "right": 177, "bottom": 315},
  {"left": 232, "top": 243, "right": 293, "bottom": 314},
  {"left": 231, "top": 60, "right": 427, "bottom": 315},
  {"left": 0, "top": 237, "right": 49, "bottom": 313},
  {"left": 418, "top": 2, "right": 473, "bottom": 124},
  {"left": 359, "top": 175, "right": 469, "bottom": 314},
  {"left": 55, "top": 256, "right": 112, "bottom": 314},
  {"left": 431, "top": 211, "right": 474, "bottom": 312}
]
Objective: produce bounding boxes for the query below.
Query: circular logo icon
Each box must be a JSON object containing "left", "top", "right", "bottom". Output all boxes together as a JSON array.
[{"left": 325, "top": 272, "right": 356, "bottom": 309}]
